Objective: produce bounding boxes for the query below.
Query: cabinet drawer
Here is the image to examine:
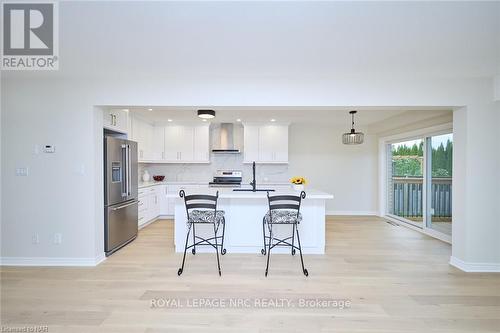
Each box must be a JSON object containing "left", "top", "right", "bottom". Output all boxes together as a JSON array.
[{"left": 138, "top": 197, "right": 147, "bottom": 212}]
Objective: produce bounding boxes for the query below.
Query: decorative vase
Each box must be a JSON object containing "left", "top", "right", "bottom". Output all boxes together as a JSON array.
[
  {"left": 293, "top": 184, "right": 304, "bottom": 191},
  {"left": 142, "top": 170, "right": 150, "bottom": 182}
]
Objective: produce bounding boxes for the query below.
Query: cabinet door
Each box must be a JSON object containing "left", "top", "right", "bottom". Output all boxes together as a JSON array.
[
  {"left": 103, "top": 110, "right": 128, "bottom": 133},
  {"left": 167, "top": 185, "right": 181, "bottom": 215},
  {"left": 243, "top": 125, "right": 260, "bottom": 163},
  {"left": 131, "top": 117, "right": 152, "bottom": 161},
  {"left": 151, "top": 126, "right": 165, "bottom": 161},
  {"left": 164, "top": 126, "right": 182, "bottom": 161},
  {"left": 142, "top": 122, "right": 154, "bottom": 161},
  {"left": 179, "top": 126, "right": 194, "bottom": 162},
  {"left": 258, "top": 125, "right": 275, "bottom": 162},
  {"left": 193, "top": 125, "right": 210, "bottom": 162},
  {"left": 103, "top": 110, "right": 115, "bottom": 128},
  {"left": 158, "top": 185, "right": 168, "bottom": 215},
  {"left": 114, "top": 109, "right": 129, "bottom": 133},
  {"left": 258, "top": 125, "right": 288, "bottom": 163},
  {"left": 131, "top": 117, "right": 144, "bottom": 159},
  {"left": 272, "top": 125, "right": 288, "bottom": 162}
]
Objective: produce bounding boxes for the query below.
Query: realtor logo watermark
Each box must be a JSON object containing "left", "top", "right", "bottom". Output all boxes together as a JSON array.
[{"left": 1, "top": 1, "right": 58, "bottom": 70}]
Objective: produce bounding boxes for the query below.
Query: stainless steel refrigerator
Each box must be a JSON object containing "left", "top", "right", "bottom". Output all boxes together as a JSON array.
[{"left": 104, "top": 136, "right": 138, "bottom": 256}]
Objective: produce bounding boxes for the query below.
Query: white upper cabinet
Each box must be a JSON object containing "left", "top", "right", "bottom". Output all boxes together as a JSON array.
[
  {"left": 151, "top": 126, "right": 165, "bottom": 161},
  {"left": 135, "top": 123, "right": 210, "bottom": 163},
  {"left": 193, "top": 125, "right": 210, "bottom": 162},
  {"left": 243, "top": 125, "right": 260, "bottom": 162},
  {"left": 243, "top": 123, "right": 289, "bottom": 164},
  {"left": 131, "top": 116, "right": 154, "bottom": 161},
  {"left": 103, "top": 109, "right": 129, "bottom": 134}
]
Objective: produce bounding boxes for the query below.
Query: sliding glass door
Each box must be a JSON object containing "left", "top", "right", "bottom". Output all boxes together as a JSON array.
[
  {"left": 387, "top": 139, "right": 424, "bottom": 227},
  {"left": 426, "top": 134, "right": 453, "bottom": 236},
  {"left": 386, "top": 132, "right": 453, "bottom": 239}
]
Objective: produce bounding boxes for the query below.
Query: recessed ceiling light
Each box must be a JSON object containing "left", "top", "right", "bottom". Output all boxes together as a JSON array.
[
  {"left": 236, "top": 119, "right": 241, "bottom": 122},
  {"left": 270, "top": 119, "right": 276, "bottom": 122},
  {"left": 167, "top": 119, "right": 173, "bottom": 122},
  {"left": 197, "top": 109, "right": 216, "bottom": 119},
  {"left": 148, "top": 108, "right": 153, "bottom": 111}
]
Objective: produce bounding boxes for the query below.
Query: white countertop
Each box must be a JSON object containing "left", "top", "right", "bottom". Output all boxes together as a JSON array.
[
  {"left": 139, "top": 181, "right": 206, "bottom": 188},
  {"left": 138, "top": 181, "right": 292, "bottom": 189},
  {"left": 166, "top": 186, "right": 333, "bottom": 200}
]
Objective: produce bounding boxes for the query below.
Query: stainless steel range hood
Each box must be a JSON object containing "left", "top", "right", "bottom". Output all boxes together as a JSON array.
[{"left": 212, "top": 123, "right": 241, "bottom": 153}]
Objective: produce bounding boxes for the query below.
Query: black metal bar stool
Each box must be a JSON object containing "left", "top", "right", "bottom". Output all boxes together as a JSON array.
[
  {"left": 177, "top": 190, "right": 226, "bottom": 276},
  {"left": 261, "top": 191, "right": 308, "bottom": 277}
]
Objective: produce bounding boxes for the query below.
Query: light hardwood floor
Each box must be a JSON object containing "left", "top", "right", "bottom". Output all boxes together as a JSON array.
[{"left": 2, "top": 216, "right": 500, "bottom": 333}]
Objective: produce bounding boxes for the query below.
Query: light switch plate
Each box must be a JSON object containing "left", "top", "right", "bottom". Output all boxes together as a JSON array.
[{"left": 16, "top": 167, "right": 29, "bottom": 176}]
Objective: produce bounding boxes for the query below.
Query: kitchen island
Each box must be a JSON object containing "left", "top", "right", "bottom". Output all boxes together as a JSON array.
[{"left": 167, "top": 186, "right": 333, "bottom": 254}]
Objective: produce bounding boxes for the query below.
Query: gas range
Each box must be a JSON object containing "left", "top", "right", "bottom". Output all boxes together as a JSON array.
[{"left": 209, "top": 170, "right": 242, "bottom": 188}]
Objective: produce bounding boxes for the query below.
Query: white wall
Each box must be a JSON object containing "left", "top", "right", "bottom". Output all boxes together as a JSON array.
[
  {"left": 289, "top": 124, "right": 378, "bottom": 215},
  {"left": 1, "top": 79, "right": 99, "bottom": 263},
  {"left": 451, "top": 102, "right": 500, "bottom": 267}
]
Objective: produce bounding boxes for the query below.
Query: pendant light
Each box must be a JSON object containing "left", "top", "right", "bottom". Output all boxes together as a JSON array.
[
  {"left": 342, "top": 111, "right": 364, "bottom": 145},
  {"left": 197, "top": 109, "right": 216, "bottom": 119}
]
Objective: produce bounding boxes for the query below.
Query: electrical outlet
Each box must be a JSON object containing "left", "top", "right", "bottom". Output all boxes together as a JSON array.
[
  {"left": 53, "top": 233, "right": 62, "bottom": 244},
  {"left": 32, "top": 233, "right": 40, "bottom": 244}
]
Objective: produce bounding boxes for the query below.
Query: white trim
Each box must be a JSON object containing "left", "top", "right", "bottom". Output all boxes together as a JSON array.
[
  {"left": 384, "top": 215, "right": 451, "bottom": 244},
  {"left": 94, "top": 252, "right": 106, "bottom": 266},
  {"left": 326, "top": 211, "right": 378, "bottom": 216},
  {"left": 0, "top": 254, "right": 107, "bottom": 267},
  {"left": 450, "top": 256, "right": 500, "bottom": 273}
]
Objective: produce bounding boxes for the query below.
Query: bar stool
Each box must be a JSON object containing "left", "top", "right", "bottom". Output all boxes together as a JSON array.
[
  {"left": 261, "top": 191, "right": 308, "bottom": 277},
  {"left": 177, "top": 190, "right": 226, "bottom": 276}
]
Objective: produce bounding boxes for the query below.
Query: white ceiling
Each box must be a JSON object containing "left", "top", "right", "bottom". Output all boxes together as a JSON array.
[
  {"left": 4, "top": 1, "right": 499, "bottom": 79},
  {"left": 122, "top": 106, "right": 451, "bottom": 128}
]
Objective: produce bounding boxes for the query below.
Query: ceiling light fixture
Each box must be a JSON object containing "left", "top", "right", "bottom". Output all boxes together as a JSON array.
[
  {"left": 236, "top": 119, "right": 242, "bottom": 122},
  {"left": 197, "top": 109, "right": 216, "bottom": 119},
  {"left": 270, "top": 119, "right": 276, "bottom": 122},
  {"left": 167, "top": 119, "right": 173, "bottom": 122},
  {"left": 148, "top": 108, "right": 153, "bottom": 111},
  {"left": 202, "top": 119, "right": 207, "bottom": 122},
  {"left": 342, "top": 111, "right": 364, "bottom": 145}
]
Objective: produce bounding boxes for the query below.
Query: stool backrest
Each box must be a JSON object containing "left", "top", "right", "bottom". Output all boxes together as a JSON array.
[
  {"left": 179, "top": 190, "right": 219, "bottom": 220},
  {"left": 267, "top": 191, "right": 306, "bottom": 220}
]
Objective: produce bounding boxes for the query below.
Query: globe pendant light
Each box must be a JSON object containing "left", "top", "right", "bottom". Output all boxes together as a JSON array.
[{"left": 342, "top": 111, "right": 364, "bottom": 145}]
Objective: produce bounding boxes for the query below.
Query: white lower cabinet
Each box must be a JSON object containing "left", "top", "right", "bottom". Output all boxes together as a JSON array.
[
  {"left": 138, "top": 184, "right": 207, "bottom": 228},
  {"left": 158, "top": 185, "right": 168, "bottom": 215},
  {"left": 138, "top": 185, "right": 172, "bottom": 228}
]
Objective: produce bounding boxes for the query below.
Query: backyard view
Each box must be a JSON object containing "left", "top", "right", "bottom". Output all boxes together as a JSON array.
[{"left": 388, "top": 134, "right": 452, "bottom": 235}]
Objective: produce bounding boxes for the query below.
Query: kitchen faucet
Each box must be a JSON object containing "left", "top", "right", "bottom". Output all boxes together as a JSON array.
[
  {"left": 250, "top": 161, "right": 257, "bottom": 192},
  {"left": 233, "top": 161, "right": 274, "bottom": 192}
]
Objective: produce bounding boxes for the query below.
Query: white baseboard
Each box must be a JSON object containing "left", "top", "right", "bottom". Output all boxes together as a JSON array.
[
  {"left": 326, "top": 211, "right": 378, "bottom": 216},
  {"left": 1, "top": 254, "right": 107, "bottom": 267},
  {"left": 449, "top": 256, "right": 500, "bottom": 273}
]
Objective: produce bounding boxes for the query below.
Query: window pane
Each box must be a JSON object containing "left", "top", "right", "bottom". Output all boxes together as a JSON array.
[
  {"left": 388, "top": 139, "right": 424, "bottom": 226},
  {"left": 427, "top": 134, "right": 453, "bottom": 235}
]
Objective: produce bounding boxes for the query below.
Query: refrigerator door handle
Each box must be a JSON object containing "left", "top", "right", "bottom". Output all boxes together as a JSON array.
[
  {"left": 121, "top": 144, "right": 128, "bottom": 197},
  {"left": 111, "top": 200, "right": 139, "bottom": 211},
  {"left": 127, "top": 144, "right": 132, "bottom": 196}
]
